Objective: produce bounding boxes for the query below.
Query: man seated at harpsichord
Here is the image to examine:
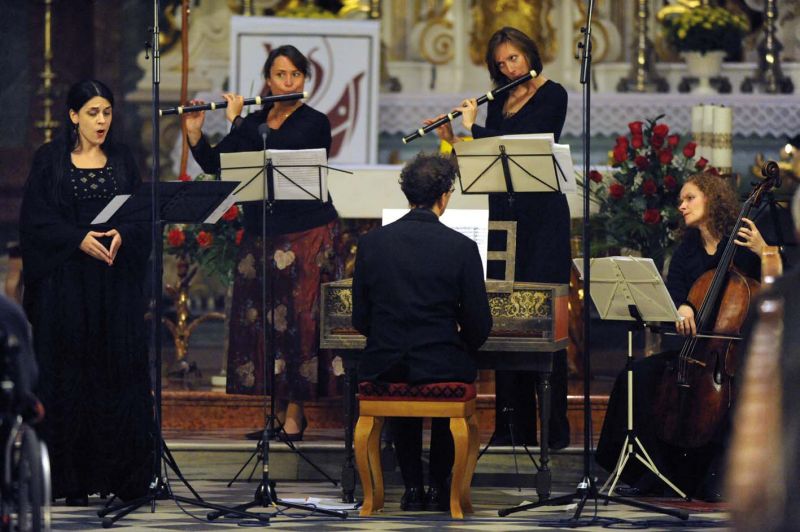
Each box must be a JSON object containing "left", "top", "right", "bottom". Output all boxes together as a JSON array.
[{"left": 352, "top": 153, "right": 492, "bottom": 511}]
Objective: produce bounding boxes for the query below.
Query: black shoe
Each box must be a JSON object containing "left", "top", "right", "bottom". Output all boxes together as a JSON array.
[
  {"left": 245, "top": 429, "right": 263, "bottom": 440},
  {"left": 400, "top": 487, "right": 426, "bottom": 511},
  {"left": 65, "top": 495, "right": 89, "bottom": 506},
  {"left": 280, "top": 417, "right": 308, "bottom": 442},
  {"left": 549, "top": 436, "right": 570, "bottom": 450},
  {"left": 424, "top": 485, "right": 450, "bottom": 512}
]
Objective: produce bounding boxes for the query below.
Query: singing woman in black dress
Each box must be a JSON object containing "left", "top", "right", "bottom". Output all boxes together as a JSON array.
[
  {"left": 426, "top": 26, "right": 571, "bottom": 448},
  {"left": 20, "top": 80, "right": 154, "bottom": 504}
]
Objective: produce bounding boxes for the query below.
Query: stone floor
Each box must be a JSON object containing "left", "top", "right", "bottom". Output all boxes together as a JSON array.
[{"left": 51, "top": 479, "right": 729, "bottom": 531}]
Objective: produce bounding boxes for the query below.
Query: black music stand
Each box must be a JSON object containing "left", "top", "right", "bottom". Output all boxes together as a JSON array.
[
  {"left": 203, "top": 149, "right": 349, "bottom": 522},
  {"left": 453, "top": 134, "right": 572, "bottom": 492},
  {"left": 94, "top": 180, "right": 284, "bottom": 526}
]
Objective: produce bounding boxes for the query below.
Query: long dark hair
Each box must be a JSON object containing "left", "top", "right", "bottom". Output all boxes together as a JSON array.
[
  {"left": 62, "top": 79, "right": 115, "bottom": 151},
  {"left": 484, "top": 27, "right": 543, "bottom": 87},
  {"left": 48, "top": 80, "right": 117, "bottom": 207},
  {"left": 262, "top": 45, "right": 310, "bottom": 94}
]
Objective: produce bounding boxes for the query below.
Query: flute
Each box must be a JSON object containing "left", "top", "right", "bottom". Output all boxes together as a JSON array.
[
  {"left": 402, "top": 70, "right": 538, "bottom": 144},
  {"left": 159, "top": 91, "right": 309, "bottom": 116}
]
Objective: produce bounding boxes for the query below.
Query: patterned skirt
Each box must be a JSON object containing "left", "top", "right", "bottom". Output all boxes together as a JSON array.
[{"left": 225, "top": 220, "right": 344, "bottom": 400}]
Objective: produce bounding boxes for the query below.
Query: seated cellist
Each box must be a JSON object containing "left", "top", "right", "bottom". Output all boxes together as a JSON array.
[{"left": 595, "top": 173, "right": 771, "bottom": 502}]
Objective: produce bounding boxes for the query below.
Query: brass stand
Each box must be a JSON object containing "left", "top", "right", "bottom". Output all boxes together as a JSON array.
[
  {"left": 617, "top": 0, "right": 669, "bottom": 93},
  {"left": 741, "top": 0, "right": 794, "bottom": 94}
]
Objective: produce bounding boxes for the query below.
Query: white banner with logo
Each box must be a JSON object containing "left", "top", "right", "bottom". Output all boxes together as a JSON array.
[{"left": 230, "top": 16, "right": 379, "bottom": 164}]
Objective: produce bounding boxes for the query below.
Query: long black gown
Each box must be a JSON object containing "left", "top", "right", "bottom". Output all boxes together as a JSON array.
[
  {"left": 20, "top": 141, "right": 154, "bottom": 500},
  {"left": 470, "top": 79, "right": 572, "bottom": 447}
]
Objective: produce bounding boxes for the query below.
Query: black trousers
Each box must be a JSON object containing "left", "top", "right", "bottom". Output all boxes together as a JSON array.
[
  {"left": 391, "top": 417, "right": 454, "bottom": 489},
  {"left": 494, "top": 349, "right": 570, "bottom": 447}
]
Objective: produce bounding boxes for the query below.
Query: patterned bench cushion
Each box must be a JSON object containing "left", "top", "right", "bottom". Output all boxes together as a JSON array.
[{"left": 358, "top": 381, "right": 476, "bottom": 402}]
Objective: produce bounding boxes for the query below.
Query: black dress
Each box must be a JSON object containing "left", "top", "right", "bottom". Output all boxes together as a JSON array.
[
  {"left": 471, "top": 79, "right": 571, "bottom": 447},
  {"left": 20, "top": 141, "right": 154, "bottom": 501},
  {"left": 595, "top": 228, "right": 761, "bottom": 498}
]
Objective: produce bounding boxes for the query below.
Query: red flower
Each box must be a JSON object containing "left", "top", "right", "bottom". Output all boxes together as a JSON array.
[
  {"left": 696, "top": 157, "right": 709, "bottom": 170},
  {"left": 615, "top": 136, "right": 629, "bottom": 148},
  {"left": 613, "top": 145, "right": 629, "bottom": 163},
  {"left": 683, "top": 142, "right": 697, "bottom": 158},
  {"left": 628, "top": 121, "right": 644, "bottom": 135},
  {"left": 196, "top": 231, "right": 213, "bottom": 248},
  {"left": 643, "top": 208, "right": 662, "bottom": 225},
  {"left": 222, "top": 205, "right": 239, "bottom": 222},
  {"left": 634, "top": 155, "right": 649, "bottom": 170},
  {"left": 642, "top": 179, "right": 657, "bottom": 196},
  {"left": 235, "top": 228, "right": 244, "bottom": 246},
  {"left": 609, "top": 183, "right": 625, "bottom": 199},
  {"left": 651, "top": 135, "right": 664, "bottom": 149},
  {"left": 707, "top": 167, "right": 720, "bottom": 176},
  {"left": 631, "top": 135, "right": 644, "bottom": 149},
  {"left": 589, "top": 170, "right": 603, "bottom": 183},
  {"left": 178, "top": 173, "right": 191, "bottom": 182},
  {"left": 664, "top": 174, "right": 677, "bottom": 189},
  {"left": 658, "top": 149, "right": 674, "bottom": 165},
  {"left": 652, "top": 123, "right": 669, "bottom": 138},
  {"left": 667, "top": 134, "right": 680, "bottom": 148},
  {"left": 167, "top": 228, "right": 185, "bottom": 247}
]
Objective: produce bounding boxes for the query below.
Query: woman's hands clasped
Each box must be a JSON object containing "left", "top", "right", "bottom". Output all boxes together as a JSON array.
[{"left": 80, "top": 229, "right": 122, "bottom": 266}]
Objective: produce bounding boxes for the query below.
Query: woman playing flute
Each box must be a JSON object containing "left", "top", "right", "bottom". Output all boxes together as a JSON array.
[
  {"left": 426, "top": 26, "right": 571, "bottom": 450},
  {"left": 183, "top": 45, "right": 340, "bottom": 441}
]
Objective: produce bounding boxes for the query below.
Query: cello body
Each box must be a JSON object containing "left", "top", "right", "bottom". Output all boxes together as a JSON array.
[{"left": 654, "top": 268, "right": 759, "bottom": 448}]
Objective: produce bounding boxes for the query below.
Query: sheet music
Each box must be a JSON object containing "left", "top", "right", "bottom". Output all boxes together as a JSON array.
[
  {"left": 220, "top": 148, "right": 327, "bottom": 202},
  {"left": 91, "top": 194, "right": 131, "bottom": 225},
  {"left": 382, "top": 208, "right": 489, "bottom": 278},
  {"left": 269, "top": 148, "right": 328, "bottom": 202},
  {"left": 552, "top": 143, "right": 577, "bottom": 194},
  {"left": 203, "top": 192, "right": 238, "bottom": 224}
]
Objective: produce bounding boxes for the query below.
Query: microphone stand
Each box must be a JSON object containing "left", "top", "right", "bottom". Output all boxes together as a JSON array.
[
  {"left": 97, "top": 2, "right": 274, "bottom": 525},
  {"left": 499, "top": 0, "right": 688, "bottom": 521}
]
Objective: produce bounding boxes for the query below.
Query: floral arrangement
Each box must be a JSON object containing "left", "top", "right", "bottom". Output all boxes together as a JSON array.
[
  {"left": 587, "top": 116, "right": 718, "bottom": 269},
  {"left": 164, "top": 174, "right": 243, "bottom": 285},
  {"left": 661, "top": 5, "right": 749, "bottom": 56}
]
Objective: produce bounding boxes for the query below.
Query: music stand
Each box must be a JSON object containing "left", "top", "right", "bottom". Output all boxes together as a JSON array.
[
  {"left": 94, "top": 180, "right": 284, "bottom": 526},
  {"left": 576, "top": 256, "right": 688, "bottom": 500},
  {"left": 452, "top": 135, "right": 573, "bottom": 489},
  {"left": 203, "top": 149, "right": 348, "bottom": 522}
]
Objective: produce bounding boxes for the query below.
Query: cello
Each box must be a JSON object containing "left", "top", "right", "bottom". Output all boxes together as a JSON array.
[{"left": 653, "top": 162, "right": 781, "bottom": 448}]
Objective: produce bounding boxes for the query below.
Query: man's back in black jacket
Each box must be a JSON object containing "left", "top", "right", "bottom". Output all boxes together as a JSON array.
[{"left": 352, "top": 208, "right": 492, "bottom": 384}]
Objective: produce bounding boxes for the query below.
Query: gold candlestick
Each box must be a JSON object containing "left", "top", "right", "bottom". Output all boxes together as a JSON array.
[
  {"left": 741, "top": 0, "right": 794, "bottom": 94},
  {"left": 617, "top": 0, "right": 669, "bottom": 93},
  {"left": 34, "top": 0, "right": 59, "bottom": 143}
]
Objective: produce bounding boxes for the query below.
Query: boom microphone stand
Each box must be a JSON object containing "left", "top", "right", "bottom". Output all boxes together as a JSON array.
[{"left": 499, "top": 0, "right": 688, "bottom": 521}]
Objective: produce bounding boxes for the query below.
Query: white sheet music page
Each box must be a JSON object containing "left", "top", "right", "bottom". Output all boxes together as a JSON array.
[
  {"left": 382, "top": 208, "right": 489, "bottom": 279},
  {"left": 268, "top": 148, "right": 328, "bottom": 202},
  {"left": 91, "top": 194, "right": 131, "bottom": 225}
]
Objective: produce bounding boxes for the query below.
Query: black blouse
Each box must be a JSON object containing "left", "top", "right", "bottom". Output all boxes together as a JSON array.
[{"left": 190, "top": 104, "right": 337, "bottom": 236}]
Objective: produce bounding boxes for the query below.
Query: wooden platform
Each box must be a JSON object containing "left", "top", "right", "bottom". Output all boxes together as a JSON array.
[{"left": 162, "top": 383, "right": 610, "bottom": 446}]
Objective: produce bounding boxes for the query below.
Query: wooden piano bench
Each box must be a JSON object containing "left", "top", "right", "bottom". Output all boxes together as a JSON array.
[{"left": 354, "top": 381, "right": 479, "bottom": 519}]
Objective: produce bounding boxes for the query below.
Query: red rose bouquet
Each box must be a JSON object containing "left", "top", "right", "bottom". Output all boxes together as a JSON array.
[
  {"left": 163, "top": 202, "right": 243, "bottom": 285},
  {"left": 588, "top": 115, "right": 718, "bottom": 269}
]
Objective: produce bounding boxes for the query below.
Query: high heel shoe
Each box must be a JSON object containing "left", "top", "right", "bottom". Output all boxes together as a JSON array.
[{"left": 281, "top": 417, "right": 307, "bottom": 442}]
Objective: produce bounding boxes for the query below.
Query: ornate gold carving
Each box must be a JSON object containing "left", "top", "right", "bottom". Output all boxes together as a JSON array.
[
  {"left": 488, "top": 290, "right": 551, "bottom": 319},
  {"left": 328, "top": 287, "right": 354, "bottom": 314},
  {"left": 469, "top": 0, "right": 556, "bottom": 67},
  {"left": 418, "top": 17, "right": 455, "bottom": 65}
]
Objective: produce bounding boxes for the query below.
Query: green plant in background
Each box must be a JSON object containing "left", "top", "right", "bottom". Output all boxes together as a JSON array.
[
  {"left": 586, "top": 116, "right": 719, "bottom": 270},
  {"left": 661, "top": 4, "right": 749, "bottom": 57}
]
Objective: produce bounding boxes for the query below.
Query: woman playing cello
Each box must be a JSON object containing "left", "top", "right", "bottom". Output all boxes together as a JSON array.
[{"left": 596, "top": 172, "right": 769, "bottom": 501}]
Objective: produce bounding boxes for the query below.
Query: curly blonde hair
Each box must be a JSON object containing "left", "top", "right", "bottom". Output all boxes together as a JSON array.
[{"left": 682, "top": 173, "right": 740, "bottom": 241}]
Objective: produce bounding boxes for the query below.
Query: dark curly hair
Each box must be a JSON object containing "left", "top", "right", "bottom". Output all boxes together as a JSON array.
[
  {"left": 485, "top": 26, "right": 543, "bottom": 87},
  {"left": 399, "top": 153, "right": 457, "bottom": 209},
  {"left": 682, "top": 173, "right": 740, "bottom": 241}
]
